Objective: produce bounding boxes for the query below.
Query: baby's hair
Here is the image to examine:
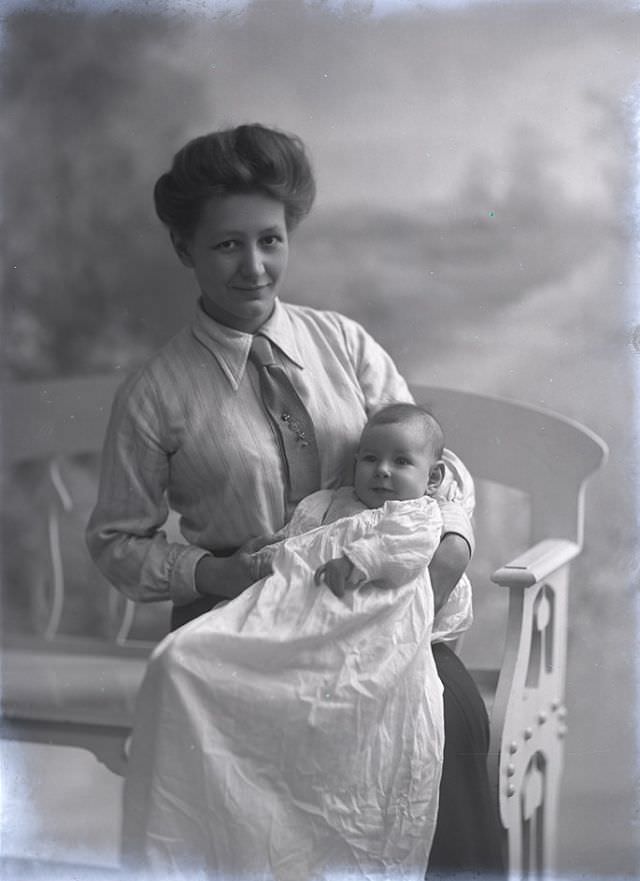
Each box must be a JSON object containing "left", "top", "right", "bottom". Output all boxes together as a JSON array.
[{"left": 366, "top": 403, "right": 444, "bottom": 459}]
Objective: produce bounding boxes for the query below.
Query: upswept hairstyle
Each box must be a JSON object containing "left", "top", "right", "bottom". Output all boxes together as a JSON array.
[
  {"left": 366, "top": 403, "right": 445, "bottom": 459},
  {"left": 153, "top": 123, "right": 316, "bottom": 239}
]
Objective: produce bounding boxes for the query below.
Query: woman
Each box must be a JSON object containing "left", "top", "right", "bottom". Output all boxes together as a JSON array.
[{"left": 87, "top": 123, "right": 503, "bottom": 875}]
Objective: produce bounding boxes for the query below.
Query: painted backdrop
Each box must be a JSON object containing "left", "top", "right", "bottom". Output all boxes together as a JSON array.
[{"left": 2, "top": 1, "right": 638, "bottom": 877}]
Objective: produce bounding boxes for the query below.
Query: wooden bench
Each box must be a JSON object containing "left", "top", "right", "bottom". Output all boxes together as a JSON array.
[{"left": 1, "top": 373, "right": 607, "bottom": 877}]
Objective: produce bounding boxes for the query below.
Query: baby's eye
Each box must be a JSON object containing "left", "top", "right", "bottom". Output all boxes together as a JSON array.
[
  {"left": 395, "top": 457, "right": 411, "bottom": 466},
  {"left": 361, "top": 454, "right": 377, "bottom": 463}
]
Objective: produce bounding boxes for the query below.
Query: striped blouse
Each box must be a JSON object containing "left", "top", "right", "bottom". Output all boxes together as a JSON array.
[{"left": 86, "top": 299, "right": 473, "bottom": 607}]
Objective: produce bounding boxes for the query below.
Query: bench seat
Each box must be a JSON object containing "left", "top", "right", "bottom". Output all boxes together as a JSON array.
[{"left": 1, "top": 374, "right": 608, "bottom": 876}]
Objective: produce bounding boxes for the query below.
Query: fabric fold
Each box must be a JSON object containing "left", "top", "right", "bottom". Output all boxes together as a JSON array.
[{"left": 123, "top": 495, "right": 445, "bottom": 880}]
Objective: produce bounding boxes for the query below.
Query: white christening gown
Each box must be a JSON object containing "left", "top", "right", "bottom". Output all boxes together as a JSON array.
[{"left": 122, "top": 490, "right": 460, "bottom": 881}]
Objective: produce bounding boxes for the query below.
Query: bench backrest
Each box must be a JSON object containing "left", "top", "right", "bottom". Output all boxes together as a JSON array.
[
  {"left": 411, "top": 384, "right": 607, "bottom": 547},
  {"left": 3, "top": 373, "right": 607, "bottom": 645},
  {"left": 4, "top": 373, "right": 123, "bottom": 465}
]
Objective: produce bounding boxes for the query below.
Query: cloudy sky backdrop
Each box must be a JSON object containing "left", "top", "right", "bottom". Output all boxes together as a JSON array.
[{"left": 2, "top": 1, "right": 638, "bottom": 877}]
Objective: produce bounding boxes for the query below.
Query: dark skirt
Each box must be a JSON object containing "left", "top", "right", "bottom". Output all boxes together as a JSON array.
[
  {"left": 170, "top": 595, "right": 220, "bottom": 631},
  {"left": 428, "top": 642, "right": 505, "bottom": 877}
]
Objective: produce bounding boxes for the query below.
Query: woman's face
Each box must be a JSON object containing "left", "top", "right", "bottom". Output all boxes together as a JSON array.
[{"left": 173, "top": 192, "right": 289, "bottom": 333}]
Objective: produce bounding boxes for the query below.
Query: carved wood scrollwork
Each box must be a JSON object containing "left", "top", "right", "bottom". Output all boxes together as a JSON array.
[
  {"left": 521, "top": 751, "right": 546, "bottom": 875},
  {"left": 494, "top": 568, "right": 570, "bottom": 876},
  {"left": 40, "top": 457, "right": 136, "bottom": 642},
  {"left": 525, "top": 585, "right": 555, "bottom": 688}
]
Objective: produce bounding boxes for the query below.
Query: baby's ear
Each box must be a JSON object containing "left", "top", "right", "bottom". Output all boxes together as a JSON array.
[{"left": 427, "top": 460, "right": 445, "bottom": 493}]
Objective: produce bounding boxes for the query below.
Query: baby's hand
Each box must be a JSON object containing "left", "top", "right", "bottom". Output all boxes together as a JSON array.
[{"left": 314, "top": 556, "right": 355, "bottom": 598}]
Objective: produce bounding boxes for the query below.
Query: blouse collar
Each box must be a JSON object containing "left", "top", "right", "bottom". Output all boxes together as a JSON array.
[{"left": 190, "top": 299, "right": 305, "bottom": 391}]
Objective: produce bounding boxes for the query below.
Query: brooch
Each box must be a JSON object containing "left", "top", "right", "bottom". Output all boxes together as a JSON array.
[{"left": 281, "top": 412, "right": 310, "bottom": 447}]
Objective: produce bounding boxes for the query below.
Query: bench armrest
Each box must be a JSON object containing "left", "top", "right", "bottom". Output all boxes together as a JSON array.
[
  {"left": 1, "top": 641, "right": 150, "bottom": 729},
  {"left": 487, "top": 538, "right": 581, "bottom": 872},
  {"left": 0, "top": 640, "right": 150, "bottom": 774},
  {"left": 491, "top": 538, "right": 581, "bottom": 588}
]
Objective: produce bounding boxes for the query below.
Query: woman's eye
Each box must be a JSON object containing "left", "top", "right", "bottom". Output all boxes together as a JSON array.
[
  {"left": 214, "top": 240, "right": 238, "bottom": 251},
  {"left": 261, "top": 235, "right": 283, "bottom": 248}
]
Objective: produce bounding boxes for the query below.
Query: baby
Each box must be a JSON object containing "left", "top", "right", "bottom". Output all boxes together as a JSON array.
[
  {"left": 313, "top": 402, "right": 448, "bottom": 596},
  {"left": 124, "top": 403, "right": 472, "bottom": 878},
  {"left": 250, "top": 401, "right": 473, "bottom": 640}
]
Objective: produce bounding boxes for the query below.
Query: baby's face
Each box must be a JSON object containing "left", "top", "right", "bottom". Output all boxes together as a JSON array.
[{"left": 354, "top": 421, "right": 437, "bottom": 509}]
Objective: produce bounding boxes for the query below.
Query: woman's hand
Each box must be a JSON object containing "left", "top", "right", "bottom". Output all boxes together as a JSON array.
[
  {"left": 195, "top": 549, "right": 269, "bottom": 599},
  {"left": 428, "top": 533, "right": 471, "bottom": 613},
  {"left": 315, "top": 556, "right": 355, "bottom": 598},
  {"left": 239, "top": 533, "right": 282, "bottom": 554},
  {"left": 240, "top": 533, "right": 283, "bottom": 580}
]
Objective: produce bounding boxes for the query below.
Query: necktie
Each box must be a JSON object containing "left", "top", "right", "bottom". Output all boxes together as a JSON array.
[{"left": 249, "top": 334, "right": 321, "bottom": 507}]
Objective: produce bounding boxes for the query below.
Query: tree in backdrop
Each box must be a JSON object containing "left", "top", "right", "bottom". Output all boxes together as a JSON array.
[{"left": 2, "top": 9, "right": 212, "bottom": 378}]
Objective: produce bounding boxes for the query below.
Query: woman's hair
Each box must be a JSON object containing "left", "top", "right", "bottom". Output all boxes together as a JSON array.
[
  {"left": 366, "top": 403, "right": 445, "bottom": 459},
  {"left": 153, "top": 123, "right": 316, "bottom": 239}
]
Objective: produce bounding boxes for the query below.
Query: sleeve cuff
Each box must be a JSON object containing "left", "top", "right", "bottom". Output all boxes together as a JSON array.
[
  {"left": 168, "top": 544, "right": 212, "bottom": 606},
  {"left": 439, "top": 500, "right": 475, "bottom": 557},
  {"left": 343, "top": 554, "right": 369, "bottom": 588}
]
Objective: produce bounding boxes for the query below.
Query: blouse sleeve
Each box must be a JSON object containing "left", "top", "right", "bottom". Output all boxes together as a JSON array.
[
  {"left": 337, "top": 314, "right": 413, "bottom": 414},
  {"left": 437, "top": 449, "right": 476, "bottom": 556},
  {"left": 85, "top": 373, "right": 207, "bottom": 606}
]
